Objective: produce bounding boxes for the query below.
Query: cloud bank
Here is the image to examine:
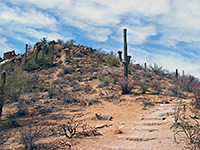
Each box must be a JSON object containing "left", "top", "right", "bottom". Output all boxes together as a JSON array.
[{"left": 0, "top": 0, "right": 200, "bottom": 78}]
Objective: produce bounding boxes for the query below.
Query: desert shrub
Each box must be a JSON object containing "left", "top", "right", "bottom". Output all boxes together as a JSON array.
[
  {"left": 98, "top": 74, "right": 114, "bottom": 86},
  {"left": 57, "top": 39, "right": 63, "bottom": 44},
  {"left": 178, "top": 73, "right": 198, "bottom": 92},
  {"left": 149, "top": 63, "right": 164, "bottom": 75},
  {"left": 0, "top": 62, "right": 13, "bottom": 73},
  {"left": 24, "top": 54, "right": 39, "bottom": 71},
  {"left": 20, "top": 117, "right": 45, "bottom": 150},
  {"left": 0, "top": 127, "right": 12, "bottom": 149},
  {"left": 0, "top": 67, "right": 30, "bottom": 118},
  {"left": 140, "top": 85, "right": 149, "bottom": 94},
  {"left": 110, "top": 69, "right": 119, "bottom": 84},
  {"left": 90, "top": 48, "right": 105, "bottom": 63},
  {"left": 58, "top": 114, "right": 99, "bottom": 139},
  {"left": 191, "top": 82, "right": 200, "bottom": 109},
  {"left": 119, "top": 78, "right": 135, "bottom": 94},
  {"left": 171, "top": 115, "right": 200, "bottom": 149},
  {"left": 63, "top": 66, "right": 75, "bottom": 75},
  {"left": 105, "top": 51, "right": 119, "bottom": 67},
  {"left": 24, "top": 49, "right": 54, "bottom": 72},
  {"left": 47, "top": 83, "right": 56, "bottom": 99},
  {"left": 63, "top": 93, "right": 78, "bottom": 105},
  {"left": 65, "top": 39, "right": 76, "bottom": 48},
  {"left": 150, "top": 80, "right": 162, "bottom": 94}
]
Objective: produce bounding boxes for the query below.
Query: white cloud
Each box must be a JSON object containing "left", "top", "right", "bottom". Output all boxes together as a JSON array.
[
  {"left": 0, "top": 36, "right": 12, "bottom": 54},
  {"left": 129, "top": 46, "right": 200, "bottom": 78},
  {"left": 1, "top": 0, "right": 200, "bottom": 78},
  {"left": 0, "top": 3, "right": 57, "bottom": 29}
]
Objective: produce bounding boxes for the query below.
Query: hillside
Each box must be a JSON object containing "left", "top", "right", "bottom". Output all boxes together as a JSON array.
[{"left": 0, "top": 40, "right": 199, "bottom": 150}]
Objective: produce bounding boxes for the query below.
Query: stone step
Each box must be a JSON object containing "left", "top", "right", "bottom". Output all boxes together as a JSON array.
[
  {"left": 141, "top": 117, "right": 166, "bottom": 121},
  {"left": 104, "top": 145, "right": 152, "bottom": 150},
  {"left": 132, "top": 128, "right": 159, "bottom": 132},
  {"left": 156, "top": 107, "right": 174, "bottom": 111},
  {"left": 151, "top": 110, "right": 174, "bottom": 117},
  {"left": 159, "top": 104, "right": 176, "bottom": 107},
  {"left": 119, "top": 136, "right": 157, "bottom": 142},
  {"left": 135, "top": 122, "right": 164, "bottom": 126}
]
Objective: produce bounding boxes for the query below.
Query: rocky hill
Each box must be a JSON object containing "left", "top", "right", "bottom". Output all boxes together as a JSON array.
[{"left": 0, "top": 40, "right": 199, "bottom": 150}]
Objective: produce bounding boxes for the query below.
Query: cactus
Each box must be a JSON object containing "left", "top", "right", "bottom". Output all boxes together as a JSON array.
[
  {"left": 50, "top": 46, "right": 54, "bottom": 66},
  {"left": 24, "top": 44, "right": 28, "bottom": 67},
  {"left": 35, "top": 46, "right": 40, "bottom": 63},
  {"left": 176, "top": 69, "right": 179, "bottom": 81},
  {"left": 144, "top": 62, "right": 147, "bottom": 70},
  {"left": 0, "top": 71, "right": 6, "bottom": 117},
  {"left": 1, "top": 71, "right": 6, "bottom": 86},
  {"left": 118, "top": 29, "right": 131, "bottom": 77},
  {"left": 42, "top": 45, "right": 45, "bottom": 58}
]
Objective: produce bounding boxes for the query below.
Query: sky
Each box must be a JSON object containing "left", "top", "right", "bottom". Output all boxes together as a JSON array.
[{"left": 0, "top": 0, "right": 200, "bottom": 78}]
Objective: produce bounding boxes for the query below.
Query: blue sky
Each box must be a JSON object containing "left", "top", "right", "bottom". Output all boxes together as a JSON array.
[{"left": 0, "top": 0, "right": 200, "bottom": 78}]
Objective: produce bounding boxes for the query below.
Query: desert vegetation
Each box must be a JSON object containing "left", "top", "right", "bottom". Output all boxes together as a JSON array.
[{"left": 0, "top": 30, "right": 199, "bottom": 149}]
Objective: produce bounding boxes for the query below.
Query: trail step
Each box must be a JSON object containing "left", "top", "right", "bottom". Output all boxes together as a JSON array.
[
  {"left": 104, "top": 145, "right": 152, "bottom": 150},
  {"left": 132, "top": 128, "right": 158, "bottom": 132},
  {"left": 159, "top": 104, "right": 176, "bottom": 107},
  {"left": 151, "top": 110, "right": 174, "bottom": 117},
  {"left": 156, "top": 107, "right": 174, "bottom": 111},
  {"left": 141, "top": 117, "right": 166, "bottom": 121},
  {"left": 135, "top": 122, "right": 163, "bottom": 126},
  {"left": 119, "top": 136, "right": 157, "bottom": 141}
]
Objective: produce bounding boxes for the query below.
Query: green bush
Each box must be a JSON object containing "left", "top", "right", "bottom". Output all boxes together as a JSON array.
[
  {"left": 0, "top": 66, "right": 31, "bottom": 117},
  {"left": 140, "top": 85, "right": 149, "bottom": 94},
  {"left": 24, "top": 54, "right": 38, "bottom": 71},
  {"left": 24, "top": 49, "right": 53, "bottom": 71},
  {"left": 98, "top": 74, "right": 114, "bottom": 86},
  {"left": 105, "top": 51, "right": 119, "bottom": 67},
  {"left": 90, "top": 48, "right": 105, "bottom": 63}
]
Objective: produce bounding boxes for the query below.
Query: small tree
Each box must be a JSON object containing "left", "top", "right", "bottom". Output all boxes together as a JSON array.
[{"left": 0, "top": 66, "right": 30, "bottom": 118}]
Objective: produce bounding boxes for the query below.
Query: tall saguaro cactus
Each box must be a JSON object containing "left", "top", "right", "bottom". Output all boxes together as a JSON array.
[
  {"left": 2, "top": 71, "right": 6, "bottom": 86},
  {"left": 24, "top": 44, "right": 28, "bottom": 67},
  {"left": 118, "top": 29, "right": 132, "bottom": 77},
  {"left": 50, "top": 46, "right": 54, "bottom": 66},
  {"left": 0, "top": 71, "right": 6, "bottom": 118},
  {"left": 35, "top": 46, "right": 40, "bottom": 63}
]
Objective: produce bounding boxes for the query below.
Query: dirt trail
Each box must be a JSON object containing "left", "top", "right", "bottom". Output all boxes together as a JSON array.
[{"left": 74, "top": 102, "right": 185, "bottom": 150}]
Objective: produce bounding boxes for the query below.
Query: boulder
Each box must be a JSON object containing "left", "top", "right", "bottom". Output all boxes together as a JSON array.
[
  {"left": 48, "top": 40, "right": 56, "bottom": 46},
  {"left": 3, "top": 50, "right": 16, "bottom": 60},
  {"left": 34, "top": 42, "right": 42, "bottom": 49}
]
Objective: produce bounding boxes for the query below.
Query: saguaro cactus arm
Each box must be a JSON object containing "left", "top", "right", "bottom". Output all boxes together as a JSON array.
[
  {"left": 1, "top": 71, "right": 6, "bottom": 86},
  {"left": 118, "top": 51, "right": 123, "bottom": 65},
  {"left": 24, "top": 44, "right": 28, "bottom": 67},
  {"left": 127, "top": 56, "right": 131, "bottom": 65}
]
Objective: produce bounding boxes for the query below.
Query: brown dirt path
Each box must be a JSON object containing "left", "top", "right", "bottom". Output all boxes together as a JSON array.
[{"left": 73, "top": 100, "right": 185, "bottom": 150}]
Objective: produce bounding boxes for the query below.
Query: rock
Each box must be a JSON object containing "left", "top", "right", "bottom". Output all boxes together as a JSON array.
[
  {"left": 95, "top": 124, "right": 106, "bottom": 129},
  {"left": 119, "top": 98, "right": 126, "bottom": 102},
  {"left": 3, "top": 50, "right": 16, "bottom": 60},
  {"left": 95, "top": 113, "right": 102, "bottom": 120},
  {"left": 95, "top": 113, "right": 113, "bottom": 121},
  {"left": 92, "top": 72, "right": 98, "bottom": 79},
  {"left": 61, "top": 48, "right": 71, "bottom": 61},
  {"left": 48, "top": 40, "right": 56, "bottom": 46},
  {"left": 114, "top": 129, "right": 123, "bottom": 134},
  {"left": 95, "top": 123, "right": 112, "bottom": 129},
  {"left": 34, "top": 42, "right": 42, "bottom": 48}
]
